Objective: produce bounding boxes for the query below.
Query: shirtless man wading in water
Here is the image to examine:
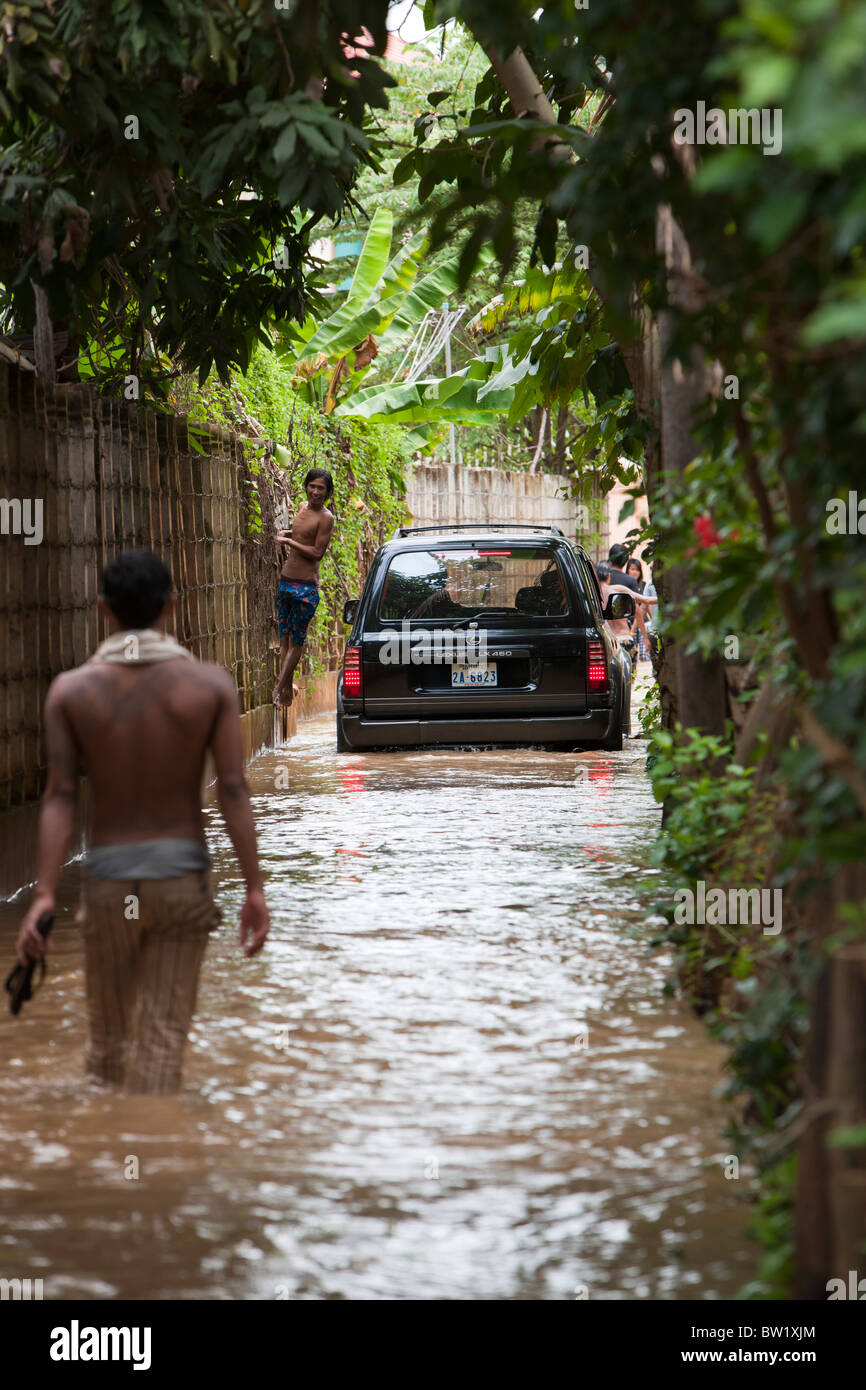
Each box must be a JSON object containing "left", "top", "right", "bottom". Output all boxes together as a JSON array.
[
  {"left": 273, "top": 468, "right": 335, "bottom": 708},
  {"left": 16, "top": 550, "right": 270, "bottom": 1094}
]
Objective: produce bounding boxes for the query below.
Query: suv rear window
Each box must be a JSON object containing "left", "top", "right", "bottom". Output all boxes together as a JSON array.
[{"left": 378, "top": 547, "right": 569, "bottom": 621}]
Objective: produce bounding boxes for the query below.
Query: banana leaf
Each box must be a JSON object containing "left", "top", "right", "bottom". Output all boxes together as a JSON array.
[
  {"left": 343, "top": 206, "right": 392, "bottom": 308},
  {"left": 333, "top": 369, "right": 515, "bottom": 426},
  {"left": 469, "top": 262, "right": 586, "bottom": 336},
  {"left": 281, "top": 232, "right": 428, "bottom": 368},
  {"left": 376, "top": 247, "right": 476, "bottom": 355}
]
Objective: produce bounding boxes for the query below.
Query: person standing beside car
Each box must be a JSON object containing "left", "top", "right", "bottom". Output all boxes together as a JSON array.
[
  {"left": 626, "top": 556, "right": 650, "bottom": 661},
  {"left": 627, "top": 556, "right": 659, "bottom": 664},
  {"left": 595, "top": 561, "right": 636, "bottom": 656},
  {"left": 600, "top": 550, "right": 655, "bottom": 657},
  {"left": 608, "top": 543, "right": 642, "bottom": 594}
]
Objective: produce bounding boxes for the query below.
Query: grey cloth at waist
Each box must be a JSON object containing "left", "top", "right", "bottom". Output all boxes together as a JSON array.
[{"left": 84, "top": 838, "right": 212, "bottom": 880}]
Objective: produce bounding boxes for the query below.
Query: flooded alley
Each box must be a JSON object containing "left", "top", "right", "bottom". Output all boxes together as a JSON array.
[{"left": 0, "top": 715, "right": 753, "bottom": 1300}]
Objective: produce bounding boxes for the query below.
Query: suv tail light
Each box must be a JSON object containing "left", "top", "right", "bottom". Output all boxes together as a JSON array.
[
  {"left": 343, "top": 646, "right": 362, "bottom": 696},
  {"left": 587, "top": 639, "right": 608, "bottom": 691}
]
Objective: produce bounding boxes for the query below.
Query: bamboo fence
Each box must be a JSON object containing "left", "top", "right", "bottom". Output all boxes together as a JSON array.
[{"left": 0, "top": 361, "right": 292, "bottom": 811}]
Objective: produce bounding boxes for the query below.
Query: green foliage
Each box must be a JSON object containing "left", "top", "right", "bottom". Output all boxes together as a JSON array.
[
  {"left": 344, "top": 205, "right": 395, "bottom": 306},
  {"left": 277, "top": 206, "right": 468, "bottom": 417},
  {"left": 335, "top": 358, "right": 515, "bottom": 426},
  {"left": 241, "top": 472, "right": 265, "bottom": 539},
  {"left": 638, "top": 679, "right": 661, "bottom": 743},
  {"left": 327, "top": 26, "right": 620, "bottom": 472},
  {"left": 646, "top": 721, "right": 811, "bottom": 1298},
  {"left": 649, "top": 728, "right": 756, "bottom": 883},
  {"left": 329, "top": 30, "right": 501, "bottom": 331},
  {"left": 463, "top": 260, "right": 645, "bottom": 480},
  {"left": 828, "top": 1123, "right": 866, "bottom": 1148},
  {"left": 737, "top": 1154, "right": 796, "bottom": 1301},
  {"left": 333, "top": 252, "right": 646, "bottom": 478},
  {"left": 0, "top": 0, "right": 394, "bottom": 384},
  {"left": 177, "top": 344, "right": 407, "bottom": 674}
]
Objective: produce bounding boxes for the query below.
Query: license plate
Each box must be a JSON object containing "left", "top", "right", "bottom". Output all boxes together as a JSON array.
[{"left": 451, "top": 663, "right": 498, "bottom": 687}]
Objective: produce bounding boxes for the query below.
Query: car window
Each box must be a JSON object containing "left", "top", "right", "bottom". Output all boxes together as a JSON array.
[
  {"left": 378, "top": 547, "right": 569, "bottom": 621},
  {"left": 581, "top": 557, "right": 605, "bottom": 614}
]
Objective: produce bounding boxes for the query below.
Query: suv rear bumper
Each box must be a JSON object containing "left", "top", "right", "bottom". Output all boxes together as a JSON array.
[{"left": 339, "top": 709, "right": 615, "bottom": 749}]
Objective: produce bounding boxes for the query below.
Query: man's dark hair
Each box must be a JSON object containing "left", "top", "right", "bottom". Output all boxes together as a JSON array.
[
  {"left": 608, "top": 543, "right": 629, "bottom": 569},
  {"left": 304, "top": 467, "right": 334, "bottom": 501},
  {"left": 100, "top": 551, "right": 172, "bottom": 630}
]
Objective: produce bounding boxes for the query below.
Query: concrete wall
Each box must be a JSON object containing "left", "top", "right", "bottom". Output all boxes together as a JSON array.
[
  {"left": 401, "top": 461, "right": 652, "bottom": 565},
  {"left": 404, "top": 462, "right": 579, "bottom": 535}
]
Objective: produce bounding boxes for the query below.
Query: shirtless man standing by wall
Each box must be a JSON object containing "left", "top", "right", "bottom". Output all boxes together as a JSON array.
[
  {"left": 273, "top": 468, "right": 335, "bottom": 708},
  {"left": 16, "top": 550, "right": 270, "bottom": 1094}
]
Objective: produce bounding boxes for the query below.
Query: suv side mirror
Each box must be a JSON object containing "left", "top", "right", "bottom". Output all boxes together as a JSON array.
[
  {"left": 342, "top": 599, "right": 359, "bottom": 625},
  {"left": 604, "top": 592, "right": 635, "bottom": 621}
]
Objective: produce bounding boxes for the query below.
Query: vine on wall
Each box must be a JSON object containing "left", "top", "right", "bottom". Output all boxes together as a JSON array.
[{"left": 170, "top": 346, "right": 409, "bottom": 681}]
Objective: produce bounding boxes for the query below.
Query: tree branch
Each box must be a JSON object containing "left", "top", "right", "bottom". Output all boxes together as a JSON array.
[{"left": 799, "top": 705, "right": 866, "bottom": 817}]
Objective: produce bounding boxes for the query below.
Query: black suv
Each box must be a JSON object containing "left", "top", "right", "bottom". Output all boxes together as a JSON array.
[{"left": 336, "top": 524, "right": 635, "bottom": 752}]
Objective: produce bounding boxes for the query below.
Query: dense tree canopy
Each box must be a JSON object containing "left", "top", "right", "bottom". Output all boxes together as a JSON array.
[{"left": 0, "top": 0, "right": 393, "bottom": 383}]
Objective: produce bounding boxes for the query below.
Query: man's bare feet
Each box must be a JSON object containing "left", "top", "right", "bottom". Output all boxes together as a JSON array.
[{"left": 272, "top": 682, "right": 300, "bottom": 708}]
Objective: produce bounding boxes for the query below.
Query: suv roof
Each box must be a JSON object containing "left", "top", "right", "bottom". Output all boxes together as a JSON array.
[{"left": 389, "top": 523, "right": 568, "bottom": 544}]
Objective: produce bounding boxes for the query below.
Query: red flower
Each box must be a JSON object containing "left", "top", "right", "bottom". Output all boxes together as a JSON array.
[{"left": 694, "top": 514, "right": 722, "bottom": 548}]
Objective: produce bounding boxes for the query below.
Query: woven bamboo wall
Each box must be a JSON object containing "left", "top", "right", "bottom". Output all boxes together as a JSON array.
[{"left": 0, "top": 362, "right": 291, "bottom": 811}]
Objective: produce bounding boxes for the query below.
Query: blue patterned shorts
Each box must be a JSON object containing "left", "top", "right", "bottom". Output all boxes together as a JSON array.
[{"left": 276, "top": 580, "right": 320, "bottom": 645}]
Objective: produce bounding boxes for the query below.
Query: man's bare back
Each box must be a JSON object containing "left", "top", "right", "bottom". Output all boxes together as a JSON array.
[
  {"left": 54, "top": 659, "right": 229, "bottom": 847},
  {"left": 19, "top": 638, "right": 268, "bottom": 967}
]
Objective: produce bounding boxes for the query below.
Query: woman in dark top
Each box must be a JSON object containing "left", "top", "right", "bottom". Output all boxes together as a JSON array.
[{"left": 626, "top": 557, "right": 649, "bottom": 660}]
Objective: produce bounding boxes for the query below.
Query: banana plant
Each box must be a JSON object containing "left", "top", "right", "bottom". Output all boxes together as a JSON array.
[
  {"left": 338, "top": 256, "right": 643, "bottom": 482},
  {"left": 333, "top": 262, "right": 590, "bottom": 429},
  {"left": 333, "top": 357, "right": 516, "bottom": 426},
  {"left": 278, "top": 206, "right": 467, "bottom": 414}
]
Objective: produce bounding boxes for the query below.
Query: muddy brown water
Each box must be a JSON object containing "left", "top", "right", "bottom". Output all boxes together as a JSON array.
[{"left": 0, "top": 709, "right": 754, "bottom": 1299}]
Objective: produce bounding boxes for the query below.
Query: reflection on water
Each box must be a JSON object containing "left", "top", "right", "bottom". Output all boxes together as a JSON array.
[{"left": 0, "top": 713, "right": 753, "bottom": 1299}]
